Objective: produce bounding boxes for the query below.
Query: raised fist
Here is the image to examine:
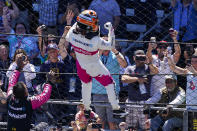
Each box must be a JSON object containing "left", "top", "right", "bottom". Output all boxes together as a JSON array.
[{"left": 104, "top": 22, "right": 113, "bottom": 30}]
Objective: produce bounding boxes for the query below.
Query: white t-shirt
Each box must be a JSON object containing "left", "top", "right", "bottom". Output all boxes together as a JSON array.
[
  {"left": 6, "top": 62, "right": 36, "bottom": 89},
  {"left": 151, "top": 55, "right": 175, "bottom": 96},
  {"left": 186, "top": 72, "right": 197, "bottom": 110}
]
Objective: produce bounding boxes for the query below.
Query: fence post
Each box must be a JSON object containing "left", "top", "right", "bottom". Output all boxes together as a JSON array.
[{"left": 183, "top": 110, "right": 188, "bottom": 131}]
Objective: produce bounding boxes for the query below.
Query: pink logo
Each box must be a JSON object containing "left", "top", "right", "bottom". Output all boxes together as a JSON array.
[{"left": 190, "top": 81, "right": 196, "bottom": 90}]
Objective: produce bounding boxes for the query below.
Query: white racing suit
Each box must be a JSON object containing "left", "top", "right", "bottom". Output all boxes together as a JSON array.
[{"left": 66, "top": 22, "right": 119, "bottom": 110}]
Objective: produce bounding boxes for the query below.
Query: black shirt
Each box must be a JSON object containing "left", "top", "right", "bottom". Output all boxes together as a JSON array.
[
  {"left": 7, "top": 95, "right": 33, "bottom": 131},
  {"left": 63, "top": 55, "right": 82, "bottom": 100},
  {"left": 39, "top": 60, "right": 69, "bottom": 99}
]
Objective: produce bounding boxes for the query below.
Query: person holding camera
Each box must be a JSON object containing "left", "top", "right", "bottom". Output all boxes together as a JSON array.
[
  {"left": 121, "top": 50, "right": 159, "bottom": 130},
  {"left": 6, "top": 59, "right": 54, "bottom": 131},
  {"left": 146, "top": 29, "right": 181, "bottom": 102},
  {"left": 6, "top": 49, "right": 36, "bottom": 95},
  {"left": 71, "top": 103, "right": 101, "bottom": 131},
  {"left": 146, "top": 75, "right": 185, "bottom": 131},
  {"left": 36, "top": 25, "right": 59, "bottom": 62}
]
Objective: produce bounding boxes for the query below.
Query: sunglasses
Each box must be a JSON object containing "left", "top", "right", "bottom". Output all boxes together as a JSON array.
[
  {"left": 48, "top": 40, "right": 57, "bottom": 43},
  {"left": 165, "top": 80, "right": 175, "bottom": 84},
  {"left": 16, "top": 27, "right": 25, "bottom": 30},
  {"left": 158, "top": 46, "right": 167, "bottom": 49},
  {"left": 135, "top": 55, "right": 146, "bottom": 61}
]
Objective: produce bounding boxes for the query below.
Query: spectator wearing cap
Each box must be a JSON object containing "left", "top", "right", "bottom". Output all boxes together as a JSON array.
[
  {"left": 91, "top": 48, "right": 127, "bottom": 130},
  {"left": 39, "top": 43, "right": 69, "bottom": 99},
  {"left": 146, "top": 30, "right": 181, "bottom": 102},
  {"left": 167, "top": 48, "right": 197, "bottom": 110},
  {"left": 121, "top": 50, "right": 158, "bottom": 130},
  {"left": 167, "top": 48, "right": 197, "bottom": 130},
  {"left": 146, "top": 75, "right": 185, "bottom": 131},
  {"left": 38, "top": 43, "right": 70, "bottom": 120},
  {"left": 88, "top": 0, "right": 121, "bottom": 36}
]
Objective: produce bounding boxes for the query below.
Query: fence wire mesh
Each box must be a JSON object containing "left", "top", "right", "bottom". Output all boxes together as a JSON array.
[{"left": 0, "top": 0, "right": 196, "bottom": 130}]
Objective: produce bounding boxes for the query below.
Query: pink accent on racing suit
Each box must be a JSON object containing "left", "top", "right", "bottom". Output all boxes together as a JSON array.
[
  {"left": 76, "top": 60, "right": 113, "bottom": 86},
  {"left": 72, "top": 45, "right": 98, "bottom": 56},
  {"left": 7, "top": 70, "right": 52, "bottom": 110},
  {"left": 7, "top": 70, "right": 20, "bottom": 97}
]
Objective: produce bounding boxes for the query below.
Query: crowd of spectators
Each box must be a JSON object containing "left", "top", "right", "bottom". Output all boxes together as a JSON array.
[{"left": 0, "top": 0, "right": 196, "bottom": 130}]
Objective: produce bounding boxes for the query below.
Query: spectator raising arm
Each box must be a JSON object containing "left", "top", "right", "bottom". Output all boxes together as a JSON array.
[
  {"left": 59, "top": 26, "right": 71, "bottom": 59},
  {"left": 59, "top": 9, "right": 75, "bottom": 25},
  {"left": 171, "top": 30, "right": 181, "bottom": 63},
  {"left": 111, "top": 48, "right": 127, "bottom": 68},
  {"left": 36, "top": 26, "right": 46, "bottom": 57},
  {"left": 9, "top": 0, "right": 19, "bottom": 20},
  {"left": 2, "top": 7, "right": 11, "bottom": 33},
  {"left": 167, "top": 55, "right": 188, "bottom": 75},
  {"left": 146, "top": 42, "right": 154, "bottom": 63},
  {"left": 148, "top": 63, "right": 159, "bottom": 75}
]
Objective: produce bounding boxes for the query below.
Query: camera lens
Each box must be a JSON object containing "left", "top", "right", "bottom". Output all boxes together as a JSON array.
[{"left": 22, "top": 56, "right": 26, "bottom": 61}]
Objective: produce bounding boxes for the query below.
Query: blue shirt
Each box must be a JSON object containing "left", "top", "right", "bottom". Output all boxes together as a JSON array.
[
  {"left": 92, "top": 51, "right": 120, "bottom": 94},
  {"left": 183, "top": 4, "right": 197, "bottom": 41},
  {"left": 173, "top": 1, "right": 192, "bottom": 32},
  {"left": 89, "top": 0, "right": 121, "bottom": 35},
  {"left": 7, "top": 29, "right": 39, "bottom": 59}
]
